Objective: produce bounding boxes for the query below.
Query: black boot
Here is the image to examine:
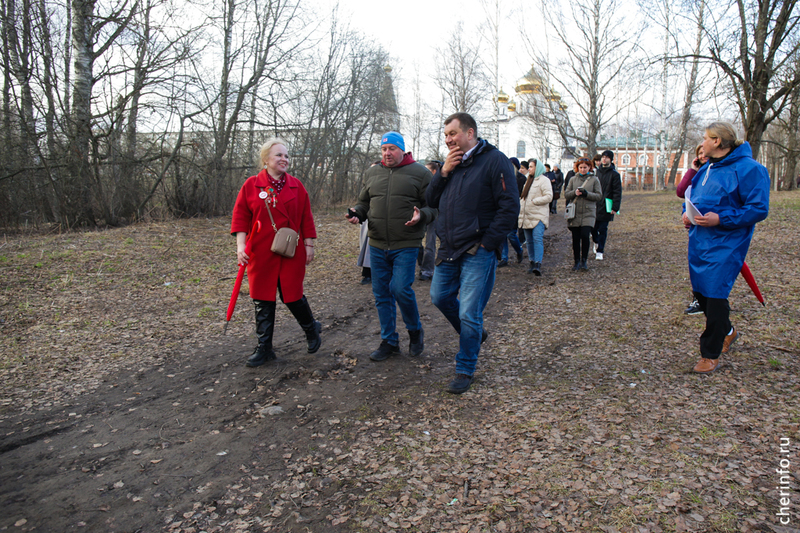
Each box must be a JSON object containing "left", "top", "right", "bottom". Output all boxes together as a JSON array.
[
  {"left": 527, "top": 261, "right": 535, "bottom": 274},
  {"left": 247, "top": 300, "right": 276, "bottom": 367},
  {"left": 286, "top": 295, "right": 322, "bottom": 353},
  {"left": 408, "top": 327, "right": 424, "bottom": 357},
  {"left": 580, "top": 260, "right": 589, "bottom": 271},
  {"left": 532, "top": 262, "right": 542, "bottom": 276}
]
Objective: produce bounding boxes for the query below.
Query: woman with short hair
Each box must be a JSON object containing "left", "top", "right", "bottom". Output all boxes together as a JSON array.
[
  {"left": 231, "top": 139, "right": 322, "bottom": 367},
  {"left": 682, "top": 122, "right": 770, "bottom": 373}
]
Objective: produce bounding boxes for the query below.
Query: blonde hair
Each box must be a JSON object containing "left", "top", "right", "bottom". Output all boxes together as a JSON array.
[
  {"left": 695, "top": 143, "right": 704, "bottom": 158},
  {"left": 705, "top": 122, "right": 744, "bottom": 150},
  {"left": 258, "top": 138, "right": 289, "bottom": 168}
]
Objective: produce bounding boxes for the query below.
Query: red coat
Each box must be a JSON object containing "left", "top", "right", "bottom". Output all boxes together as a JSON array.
[{"left": 230, "top": 171, "right": 317, "bottom": 302}]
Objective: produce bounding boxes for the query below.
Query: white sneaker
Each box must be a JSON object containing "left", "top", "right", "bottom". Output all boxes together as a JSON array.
[
  {"left": 596, "top": 252, "right": 603, "bottom": 260},
  {"left": 593, "top": 243, "right": 598, "bottom": 254}
]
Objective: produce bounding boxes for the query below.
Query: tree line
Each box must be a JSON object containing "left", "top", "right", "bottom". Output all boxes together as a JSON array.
[
  {"left": 1, "top": 0, "right": 398, "bottom": 228},
  {"left": 2, "top": 0, "right": 799, "bottom": 229}
]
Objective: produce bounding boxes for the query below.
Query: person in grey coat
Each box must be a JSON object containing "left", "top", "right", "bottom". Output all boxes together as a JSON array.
[{"left": 564, "top": 157, "right": 602, "bottom": 271}]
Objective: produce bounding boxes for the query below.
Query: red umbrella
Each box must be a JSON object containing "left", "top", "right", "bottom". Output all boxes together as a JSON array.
[
  {"left": 225, "top": 220, "right": 261, "bottom": 333},
  {"left": 740, "top": 261, "right": 765, "bottom": 306}
]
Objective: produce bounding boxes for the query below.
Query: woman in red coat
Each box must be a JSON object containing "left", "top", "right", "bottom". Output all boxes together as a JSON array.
[{"left": 231, "top": 139, "right": 321, "bottom": 367}]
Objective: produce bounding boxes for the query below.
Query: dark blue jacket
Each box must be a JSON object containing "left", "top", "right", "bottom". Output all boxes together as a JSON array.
[{"left": 426, "top": 139, "right": 519, "bottom": 262}]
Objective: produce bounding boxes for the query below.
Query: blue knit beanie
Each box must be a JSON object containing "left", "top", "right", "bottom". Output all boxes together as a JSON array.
[{"left": 381, "top": 131, "right": 405, "bottom": 152}]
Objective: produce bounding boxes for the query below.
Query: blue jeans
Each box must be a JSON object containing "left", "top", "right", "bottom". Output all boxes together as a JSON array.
[
  {"left": 591, "top": 220, "right": 609, "bottom": 253},
  {"left": 501, "top": 230, "right": 523, "bottom": 261},
  {"left": 523, "top": 222, "right": 545, "bottom": 263},
  {"left": 430, "top": 246, "right": 497, "bottom": 376},
  {"left": 369, "top": 246, "right": 422, "bottom": 345}
]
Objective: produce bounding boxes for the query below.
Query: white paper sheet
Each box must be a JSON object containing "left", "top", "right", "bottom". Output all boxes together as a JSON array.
[{"left": 684, "top": 185, "right": 703, "bottom": 224}]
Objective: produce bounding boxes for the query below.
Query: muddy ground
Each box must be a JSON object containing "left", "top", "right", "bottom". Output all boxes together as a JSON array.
[{"left": 1, "top": 191, "right": 799, "bottom": 533}]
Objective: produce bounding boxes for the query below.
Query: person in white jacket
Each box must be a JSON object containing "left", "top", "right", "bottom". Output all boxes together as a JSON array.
[{"left": 518, "top": 159, "right": 553, "bottom": 275}]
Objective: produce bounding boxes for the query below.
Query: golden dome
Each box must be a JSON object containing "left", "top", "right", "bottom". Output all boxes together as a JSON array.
[
  {"left": 546, "top": 90, "right": 561, "bottom": 102},
  {"left": 507, "top": 100, "right": 517, "bottom": 112},
  {"left": 497, "top": 88, "right": 509, "bottom": 103},
  {"left": 383, "top": 64, "right": 392, "bottom": 73},
  {"left": 515, "top": 65, "right": 545, "bottom": 95}
]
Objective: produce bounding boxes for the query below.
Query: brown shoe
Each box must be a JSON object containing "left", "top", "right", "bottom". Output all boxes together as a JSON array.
[
  {"left": 693, "top": 357, "right": 722, "bottom": 373},
  {"left": 722, "top": 328, "right": 739, "bottom": 354}
]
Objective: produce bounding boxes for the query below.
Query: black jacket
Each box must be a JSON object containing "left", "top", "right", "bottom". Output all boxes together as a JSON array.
[
  {"left": 516, "top": 171, "right": 527, "bottom": 195},
  {"left": 554, "top": 168, "right": 564, "bottom": 191},
  {"left": 564, "top": 170, "right": 576, "bottom": 193},
  {"left": 426, "top": 139, "right": 519, "bottom": 262},
  {"left": 594, "top": 163, "right": 622, "bottom": 222},
  {"left": 546, "top": 171, "right": 563, "bottom": 196}
]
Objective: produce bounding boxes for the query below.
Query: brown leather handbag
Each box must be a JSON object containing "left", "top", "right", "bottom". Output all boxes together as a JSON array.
[{"left": 265, "top": 202, "right": 299, "bottom": 258}]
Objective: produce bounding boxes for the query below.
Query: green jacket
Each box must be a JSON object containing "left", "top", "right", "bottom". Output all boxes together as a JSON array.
[
  {"left": 564, "top": 172, "right": 602, "bottom": 228},
  {"left": 353, "top": 154, "right": 437, "bottom": 250}
]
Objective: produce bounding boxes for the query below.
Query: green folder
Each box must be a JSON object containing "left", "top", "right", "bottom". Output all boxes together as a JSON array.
[{"left": 605, "top": 198, "right": 613, "bottom": 213}]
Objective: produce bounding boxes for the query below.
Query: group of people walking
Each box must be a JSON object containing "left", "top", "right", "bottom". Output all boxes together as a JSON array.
[
  {"left": 228, "top": 118, "right": 770, "bottom": 391},
  {"left": 499, "top": 149, "right": 622, "bottom": 274}
]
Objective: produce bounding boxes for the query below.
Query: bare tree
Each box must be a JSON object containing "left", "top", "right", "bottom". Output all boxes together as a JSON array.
[
  {"left": 701, "top": 0, "right": 800, "bottom": 158},
  {"left": 434, "top": 22, "right": 489, "bottom": 117},
  {"left": 288, "top": 22, "right": 392, "bottom": 205},
  {"left": 68, "top": 0, "right": 139, "bottom": 226},
  {"left": 195, "top": 0, "right": 304, "bottom": 217},
  {"left": 667, "top": 0, "right": 706, "bottom": 188},
  {"left": 523, "top": 0, "right": 643, "bottom": 156}
]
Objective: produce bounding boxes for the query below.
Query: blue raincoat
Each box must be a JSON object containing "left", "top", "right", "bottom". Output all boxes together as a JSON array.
[{"left": 686, "top": 142, "right": 770, "bottom": 299}]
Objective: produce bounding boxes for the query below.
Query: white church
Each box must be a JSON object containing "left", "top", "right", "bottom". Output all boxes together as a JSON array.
[{"left": 481, "top": 66, "right": 572, "bottom": 170}]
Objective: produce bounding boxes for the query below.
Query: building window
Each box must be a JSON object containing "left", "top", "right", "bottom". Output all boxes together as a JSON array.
[
  {"left": 517, "top": 141, "right": 526, "bottom": 159},
  {"left": 638, "top": 154, "right": 647, "bottom": 166},
  {"left": 621, "top": 154, "right": 630, "bottom": 166}
]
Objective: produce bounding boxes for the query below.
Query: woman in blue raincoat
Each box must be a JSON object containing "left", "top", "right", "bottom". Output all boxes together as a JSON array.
[{"left": 682, "top": 122, "right": 770, "bottom": 374}]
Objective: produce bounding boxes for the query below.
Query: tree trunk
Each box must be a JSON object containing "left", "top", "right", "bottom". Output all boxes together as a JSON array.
[
  {"left": 785, "top": 80, "right": 799, "bottom": 191},
  {"left": 70, "top": 0, "right": 97, "bottom": 226},
  {"left": 668, "top": 0, "right": 704, "bottom": 188}
]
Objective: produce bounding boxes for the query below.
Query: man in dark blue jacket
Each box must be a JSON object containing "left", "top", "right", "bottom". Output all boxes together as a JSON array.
[{"left": 426, "top": 113, "right": 519, "bottom": 394}]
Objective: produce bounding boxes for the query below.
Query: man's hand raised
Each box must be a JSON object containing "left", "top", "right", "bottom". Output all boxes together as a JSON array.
[
  {"left": 441, "top": 146, "right": 463, "bottom": 177},
  {"left": 405, "top": 206, "right": 421, "bottom": 226}
]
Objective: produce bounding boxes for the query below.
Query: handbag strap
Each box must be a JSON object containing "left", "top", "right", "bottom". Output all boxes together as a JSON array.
[
  {"left": 264, "top": 199, "right": 280, "bottom": 234},
  {"left": 260, "top": 191, "right": 296, "bottom": 235}
]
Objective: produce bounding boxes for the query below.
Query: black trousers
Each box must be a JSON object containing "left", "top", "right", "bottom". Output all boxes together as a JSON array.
[
  {"left": 570, "top": 226, "right": 592, "bottom": 262},
  {"left": 591, "top": 220, "right": 610, "bottom": 253},
  {"left": 694, "top": 292, "right": 732, "bottom": 359}
]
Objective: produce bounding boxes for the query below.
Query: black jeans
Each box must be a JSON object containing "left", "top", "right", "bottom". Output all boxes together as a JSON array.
[
  {"left": 694, "top": 292, "right": 732, "bottom": 359},
  {"left": 591, "top": 220, "right": 609, "bottom": 253},
  {"left": 570, "top": 226, "right": 592, "bottom": 263}
]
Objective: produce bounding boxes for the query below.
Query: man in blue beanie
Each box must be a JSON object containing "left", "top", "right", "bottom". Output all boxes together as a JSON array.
[{"left": 346, "top": 132, "right": 437, "bottom": 361}]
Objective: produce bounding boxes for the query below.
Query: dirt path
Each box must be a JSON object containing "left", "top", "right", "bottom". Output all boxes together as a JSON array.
[{"left": 2, "top": 192, "right": 799, "bottom": 533}]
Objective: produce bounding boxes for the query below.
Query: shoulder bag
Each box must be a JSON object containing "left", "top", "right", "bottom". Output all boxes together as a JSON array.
[{"left": 264, "top": 200, "right": 299, "bottom": 258}]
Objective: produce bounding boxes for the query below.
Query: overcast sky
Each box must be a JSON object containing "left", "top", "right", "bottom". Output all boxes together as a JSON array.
[{"left": 312, "top": 0, "right": 537, "bottom": 115}]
